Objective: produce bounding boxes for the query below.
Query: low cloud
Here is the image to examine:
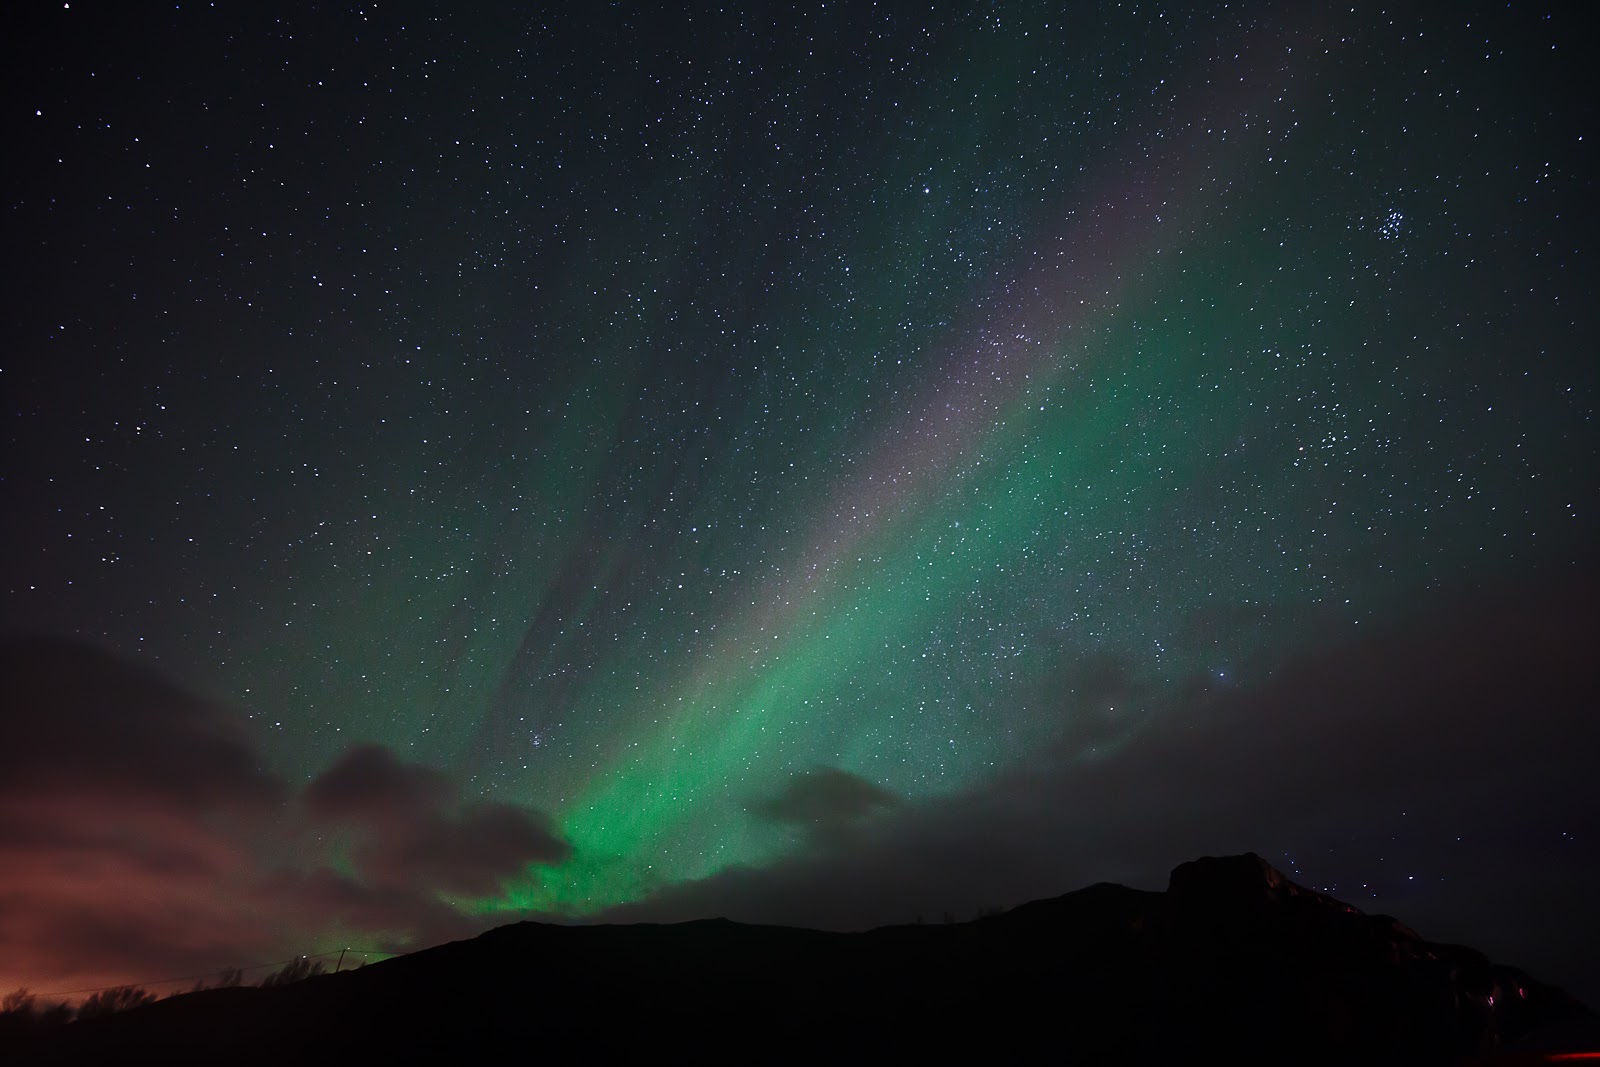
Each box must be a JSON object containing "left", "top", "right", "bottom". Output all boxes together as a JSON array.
[
  {"left": 0, "top": 639, "right": 283, "bottom": 813},
  {"left": 0, "top": 641, "right": 569, "bottom": 996},
  {"left": 756, "top": 768, "right": 899, "bottom": 830},
  {"left": 305, "top": 744, "right": 453, "bottom": 822},
  {"left": 307, "top": 744, "right": 570, "bottom": 897}
]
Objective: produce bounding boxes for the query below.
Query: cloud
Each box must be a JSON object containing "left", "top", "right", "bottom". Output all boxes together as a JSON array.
[
  {"left": 756, "top": 768, "right": 899, "bottom": 829},
  {"left": 0, "top": 641, "right": 569, "bottom": 996},
  {"left": 395, "top": 802, "right": 570, "bottom": 896},
  {"left": 0, "top": 638, "right": 282, "bottom": 812},
  {"left": 1032, "top": 648, "right": 1152, "bottom": 760},
  {"left": 306, "top": 744, "right": 570, "bottom": 897},
  {"left": 0, "top": 640, "right": 295, "bottom": 992},
  {"left": 304, "top": 744, "right": 453, "bottom": 822}
]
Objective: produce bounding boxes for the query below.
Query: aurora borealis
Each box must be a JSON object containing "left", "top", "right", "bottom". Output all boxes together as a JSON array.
[{"left": 3, "top": 1, "right": 1596, "bottom": 1005}]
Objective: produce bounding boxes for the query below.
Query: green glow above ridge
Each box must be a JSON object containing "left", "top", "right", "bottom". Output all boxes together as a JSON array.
[{"left": 154, "top": 5, "right": 1583, "bottom": 928}]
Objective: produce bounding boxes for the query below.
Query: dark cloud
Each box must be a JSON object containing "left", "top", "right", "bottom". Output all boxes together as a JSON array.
[
  {"left": 304, "top": 744, "right": 453, "bottom": 822},
  {"left": 756, "top": 768, "right": 899, "bottom": 829},
  {"left": 306, "top": 745, "right": 570, "bottom": 897},
  {"left": 1034, "top": 648, "right": 1153, "bottom": 759},
  {"left": 0, "top": 638, "right": 282, "bottom": 811},
  {"left": 395, "top": 802, "right": 570, "bottom": 897},
  {"left": 0, "top": 640, "right": 293, "bottom": 991},
  {"left": 0, "top": 641, "right": 569, "bottom": 996}
]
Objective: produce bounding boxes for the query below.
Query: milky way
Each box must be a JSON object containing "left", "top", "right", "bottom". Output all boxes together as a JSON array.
[{"left": 4, "top": 1, "right": 1593, "bottom": 955}]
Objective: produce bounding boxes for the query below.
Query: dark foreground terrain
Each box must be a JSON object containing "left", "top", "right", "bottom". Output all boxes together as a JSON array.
[{"left": 5, "top": 853, "right": 1595, "bottom": 1065}]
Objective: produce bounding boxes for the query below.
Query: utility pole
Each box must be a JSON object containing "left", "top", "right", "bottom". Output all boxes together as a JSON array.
[{"left": 335, "top": 948, "right": 347, "bottom": 974}]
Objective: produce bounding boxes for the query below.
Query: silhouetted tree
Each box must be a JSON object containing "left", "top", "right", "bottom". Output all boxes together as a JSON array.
[
  {"left": 1, "top": 988, "right": 35, "bottom": 1017},
  {"left": 215, "top": 967, "right": 244, "bottom": 989},
  {"left": 0, "top": 988, "right": 38, "bottom": 1042},
  {"left": 77, "top": 986, "right": 155, "bottom": 1020},
  {"left": 260, "top": 957, "right": 326, "bottom": 988}
]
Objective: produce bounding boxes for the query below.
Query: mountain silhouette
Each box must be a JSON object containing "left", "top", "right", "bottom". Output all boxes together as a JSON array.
[{"left": 7, "top": 853, "right": 1595, "bottom": 1065}]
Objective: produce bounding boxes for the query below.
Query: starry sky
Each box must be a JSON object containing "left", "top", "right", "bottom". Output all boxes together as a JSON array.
[{"left": 2, "top": 1, "right": 1596, "bottom": 1006}]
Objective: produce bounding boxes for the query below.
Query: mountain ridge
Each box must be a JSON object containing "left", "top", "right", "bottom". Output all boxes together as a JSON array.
[{"left": 7, "top": 852, "right": 1595, "bottom": 1065}]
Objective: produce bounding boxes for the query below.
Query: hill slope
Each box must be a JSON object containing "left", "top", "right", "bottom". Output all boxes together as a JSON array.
[{"left": 6, "top": 853, "right": 1595, "bottom": 1064}]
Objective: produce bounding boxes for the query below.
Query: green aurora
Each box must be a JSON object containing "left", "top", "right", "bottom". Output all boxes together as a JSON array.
[{"left": 9, "top": 3, "right": 1589, "bottom": 933}]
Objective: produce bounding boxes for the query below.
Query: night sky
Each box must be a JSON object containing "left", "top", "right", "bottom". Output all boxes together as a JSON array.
[{"left": 3, "top": 1, "right": 1596, "bottom": 1006}]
